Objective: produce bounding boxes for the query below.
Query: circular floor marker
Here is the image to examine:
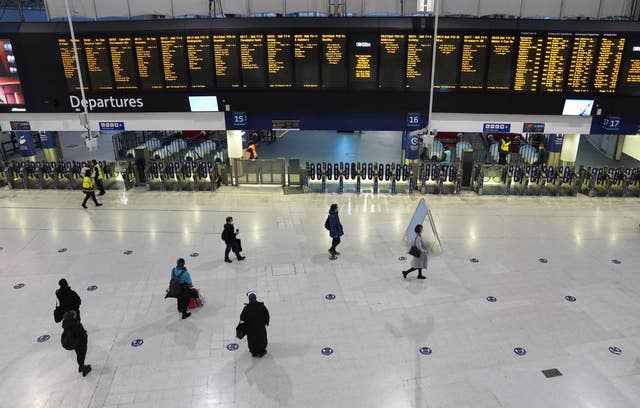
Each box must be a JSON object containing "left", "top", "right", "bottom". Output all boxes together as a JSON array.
[
  {"left": 469, "top": 258, "right": 479, "bottom": 263},
  {"left": 226, "top": 343, "right": 239, "bottom": 351},
  {"left": 325, "top": 294, "right": 336, "bottom": 301},
  {"left": 612, "top": 259, "right": 621, "bottom": 265},
  {"left": 328, "top": 255, "right": 337, "bottom": 261},
  {"left": 538, "top": 258, "right": 548, "bottom": 264},
  {"left": 131, "top": 339, "right": 144, "bottom": 347},
  {"left": 13, "top": 283, "right": 25, "bottom": 289},
  {"left": 190, "top": 252, "right": 199, "bottom": 257},
  {"left": 609, "top": 346, "right": 622, "bottom": 355},
  {"left": 565, "top": 295, "right": 576, "bottom": 302},
  {"left": 419, "top": 347, "right": 432, "bottom": 355},
  {"left": 123, "top": 250, "right": 133, "bottom": 255},
  {"left": 87, "top": 285, "right": 98, "bottom": 291},
  {"left": 398, "top": 256, "right": 407, "bottom": 261},
  {"left": 321, "top": 347, "right": 334, "bottom": 356},
  {"left": 486, "top": 296, "right": 497, "bottom": 302},
  {"left": 514, "top": 347, "right": 527, "bottom": 356},
  {"left": 58, "top": 248, "right": 68, "bottom": 253},
  {"left": 37, "top": 335, "right": 50, "bottom": 343}
]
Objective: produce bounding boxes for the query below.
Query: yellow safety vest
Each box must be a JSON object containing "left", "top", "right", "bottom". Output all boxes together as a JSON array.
[
  {"left": 82, "top": 176, "right": 94, "bottom": 190},
  {"left": 94, "top": 164, "right": 104, "bottom": 180},
  {"left": 500, "top": 140, "right": 511, "bottom": 152}
]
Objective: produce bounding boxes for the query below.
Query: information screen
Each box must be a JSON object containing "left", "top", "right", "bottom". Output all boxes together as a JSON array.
[
  {"left": 187, "top": 35, "right": 214, "bottom": 89},
  {"left": 160, "top": 36, "right": 188, "bottom": 89},
  {"left": 267, "top": 34, "right": 293, "bottom": 88},
  {"left": 406, "top": 34, "right": 433, "bottom": 90},
  {"left": 460, "top": 35, "right": 488, "bottom": 89},
  {"left": 540, "top": 33, "right": 571, "bottom": 93},
  {"left": 434, "top": 35, "right": 461, "bottom": 89},
  {"left": 134, "top": 36, "right": 164, "bottom": 89},
  {"left": 58, "top": 38, "right": 88, "bottom": 91},
  {"left": 350, "top": 34, "right": 378, "bottom": 89},
  {"left": 567, "top": 34, "right": 597, "bottom": 93},
  {"left": 240, "top": 34, "right": 267, "bottom": 88},
  {"left": 83, "top": 38, "right": 113, "bottom": 91},
  {"left": 486, "top": 35, "right": 516, "bottom": 90},
  {"left": 294, "top": 34, "right": 321, "bottom": 88},
  {"left": 0, "top": 39, "right": 25, "bottom": 106},
  {"left": 379, "top": 34, "right": 406, "bottom": 89},
  {"left": 514, "top": 34, "right": 544, "bottom": 92},
  {"left": 322, "top": 34, "right": 347, "bottom": 88},
  {"left": 213, "top": 35, "right": 241, "bottom": 88},
  {"left": 594, "top": 34, "right": 626, "bottom": 93},
  {"left": 618, "top": 38, "right": 640, "bottom": 95},
  {"left": 109, "top": 37, "right": 138, "bottom": 90}
]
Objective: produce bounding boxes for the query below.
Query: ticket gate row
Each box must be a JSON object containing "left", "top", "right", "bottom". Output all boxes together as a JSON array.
[
  {"left": 304, "top": 161, "right": 460, "bottom": 194},
  {"left": 575, "top": 166, "right": 640, "bottom": 197},
  {"left": 2, "top": 160, "right": 123, "bottom": 190},
  {"left": 145, "top": 160, "right": 227, "bottom": 191}
]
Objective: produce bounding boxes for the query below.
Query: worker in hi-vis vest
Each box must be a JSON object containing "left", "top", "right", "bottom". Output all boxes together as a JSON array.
[
  {"left": 92, "top": 160, "right": 105, "bottom": 196},
  {"left": 81, "top": 169, "right": 102, "bottom": 209},
  {"left": 245, "top": 143, "right": 258, "bottom": 160},
  {"left": 498, "top": 137, "right": 511, "bottom": 165}
]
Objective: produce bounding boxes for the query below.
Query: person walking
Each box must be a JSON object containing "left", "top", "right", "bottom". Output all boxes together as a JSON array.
[
  {"left": 327, "top": 203, "right": 344, "bottom": 256},
  {"left": 92, "top": 160, "right": 106, "bottom": 196},
  {"left": 81, "top": 169, "right": 102, "bottom": 208},
  {"left": 402, "top": 224, "right": 428, "bottom": 280},
  {"left": 222, "top": 216, "right": 245, "bottom": 263},
  {"left": 171, "top": 258, "right": 194, "bottom": 319},
  {"left": 56, "top": 279, "right": 82, "bottom": 321},
  {"left": 61, "top": 311, "right": 92, "bottom": 377},
  {"left": 533, "top": 143, "right": 548, "bottom": 166},
  {"left": 240, "top": 293, "right": 270, "bottom": 357}
]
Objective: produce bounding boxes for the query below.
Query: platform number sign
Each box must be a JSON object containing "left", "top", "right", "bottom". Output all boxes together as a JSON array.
[
  {"left": 602, "top": 116, "right": 622, "bottom": 131},
  {"left": 406, "top": 112, "right": 423, "bottom": 128},
  {"left": 232, "top": 112, "right": 248, "bottom": 126}
]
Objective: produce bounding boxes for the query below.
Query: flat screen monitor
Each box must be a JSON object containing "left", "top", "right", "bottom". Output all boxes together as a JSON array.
[
  {"left": 562, "top": 99, "right": 594, "bottom": 116},
  {"left": 189, "top": 96, "right": 219, "bottom": 112}
]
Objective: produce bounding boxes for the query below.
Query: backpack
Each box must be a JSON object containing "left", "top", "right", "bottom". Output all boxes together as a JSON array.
[
  {"left": 324, "top": 216, "right": 331, "bottom": 231},
  {"left": 61, "top": 329, "right": 78, "bottom": 350},
  {"left": 166, "top": 269, "right": 186, "bottom": 298}
]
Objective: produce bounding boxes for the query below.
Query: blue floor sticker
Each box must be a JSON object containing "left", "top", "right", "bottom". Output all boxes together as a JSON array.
[
  {"left": 514, "top": 347, "right": 527, "bottom": 356},
  {"left": 321, "top": 347, "right": 334, "bottom": 356},
  {"left": 190, "top": 252, "right": 199, "bottom": 257},
  {"left": 328, "top": 255, "right": 337, "bottom": 261},
  {"left": 608, "top": 346, "right": 622, "bottom": 355},
  {"left": 612, "top": 259, "right": 621, "bottom": 264},
  {"left": 87, "top": 285, "right": 98, "bottom": 291},
  {"left": 469, "top": 258, "right": 479, "bottom": 263},
  {"left": 226, "top": 343, "right": 239, "bottom": 351},
  {"left": 131, "top": 339, "right": 144, "bottom": 347},
  {"left": 398, "top": 256, "right": 407, "bottom": 261},
  {"left": 565, "top": 295, "right": 576, "bottom": 302},
  {"left": 13, "top": 283, "right": 25, "bottom": 289},
  {"left": 123, "top": 250, "right": 133, "bottom": 255},
  {"left": 486, "top": 296, "right": 497, "bottom": 302},
  {"left": 37, "top": 335, "right": 50, "bottom": 343},
  {"left": 325, "top": 294, "right": 336, "bottom": 300},
  {"left": 538, "top": 258, "right": 548, "bottom": 263},
  {"left": 58, "top": 248, "right": 67, "bottom": 253},
  {"left": 419, "top": 347, "right": 432, "bottom": 355}
]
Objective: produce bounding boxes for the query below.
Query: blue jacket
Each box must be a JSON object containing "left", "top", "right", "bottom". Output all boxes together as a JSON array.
[
  {"left": 328, "top": 210, "right": 344, "bottom": 238},
  {"left": 442, "top": 149, "right": 451, "bottom": 165},
  {"left": 171, "top": 267, "right": 192, "bottom": 285}
]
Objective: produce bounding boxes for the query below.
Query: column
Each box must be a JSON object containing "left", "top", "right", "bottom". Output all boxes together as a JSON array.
[
  {"left": 15, "top": 131, "right": 36, "bottom": 161},
  {"left": 560, "top": 134, "right": 580, "bottom": 164},
  {"left": 226, "top": 130, "right": 244, "bottom": 159}
]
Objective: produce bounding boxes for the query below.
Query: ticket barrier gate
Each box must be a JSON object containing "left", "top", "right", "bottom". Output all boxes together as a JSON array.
[
  {"left": 147, "top": 160, "right": 221, "bottom": 191},
  {"left": 621, "top": 168, "right": 640, "bottom": 197},
  {"left": 305, "top": 161, "right": 419, "bottom": 194},
  {"left": 474, "top": 164, "right": 505, "bottom": 195},
  {"left": 419, "top": 163, "right": 460, "bottom": 194}
]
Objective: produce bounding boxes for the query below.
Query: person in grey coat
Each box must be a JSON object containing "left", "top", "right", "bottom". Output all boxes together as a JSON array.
[{"left": 402, "top": 224, "right": 428, "bottom": 279}]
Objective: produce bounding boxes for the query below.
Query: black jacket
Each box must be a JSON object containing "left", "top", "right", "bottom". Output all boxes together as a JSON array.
[
  {"left": 62, "top": 318, "right": 87, "bottom": 347},
  {"left": 222, "top": 223, "right": 237, "bottom": 244},
  {"left": 56, "top": 287, "right": 81, "bottom": 314}
]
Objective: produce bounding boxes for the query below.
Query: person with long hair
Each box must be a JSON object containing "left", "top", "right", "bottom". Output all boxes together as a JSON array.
[{"left": 403, "top": 224, "right": 428, "bottom": 279}]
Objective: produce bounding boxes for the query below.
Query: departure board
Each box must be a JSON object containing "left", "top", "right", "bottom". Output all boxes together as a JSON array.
[
  {"left": 186, "top": 35, "right": 214, "bottom": 88},
  {"left": 618, "top": 39, "right": 640, "bottom": 95},
  {"left": 486, "top": 35, "right": 516, "bottom": 90},
  {"left": 514, "top": 34, "right": 544, "bottom": 92},
  {"left": 540, "top": 33, "right": 571, "bottom": 93},
  {"left": 434, "top": 35, "right": 461, "bottom": 89},
  {"left": 294, "top": 34, "right": 320, "bottom": 88},
  {"left": 267, "top": 34, "right": 293, "bottom": 88},
  {"left": 406, "top": 34, "right": 433, "bottom": 90},
  {"left": 350, "top": 35, "right": 378, "bottom": 89},
  {"left": 109, "top": 37, "right": 138, "bottom": 90},
  {"left": 134, "top": 36, "right": 164, "bottom": 89},
  {"left": 58, "top": 38, "right": 88, "bottom": 91},
  {"left": 83, "top": 38, "right": 113, "bottom": 91},
  {"left": 322, "top": 34, "right": 347, "bottom": 88},
  {"left": 594, "top": 35, "right": 626, "bottom": 93},
  {"left": 567, "top": 34, "right": 597, "bottom": 93},
  {"left": 460, "top": 35, "right": 488, "bottom": 90},
  {"left": 240, "top": 34, "right": 267, "bottom": 88},
  {"left": 160, "top": 36, "right": 188, "bottom": 89},
  {"left": 213, "top": 35, "right": 241, "bottom": 88},
  {"left": 379, "top": 34, "right": 406, "bottom": 89}
]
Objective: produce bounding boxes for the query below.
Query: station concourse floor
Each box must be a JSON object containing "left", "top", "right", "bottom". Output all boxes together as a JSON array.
[{"left": 1, "top": 187, "right": 639, "bottom": 408}]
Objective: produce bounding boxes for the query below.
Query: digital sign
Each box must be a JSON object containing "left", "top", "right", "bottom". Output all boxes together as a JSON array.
[
  {"left": 434, "top": 35, "right": 461, "bottom": 89},
  {"left": 58, "top": 38, "right": 88, "bottom": 91},
  {"left": 0, "top": 39, "right": 25, "bottom": 107},
  {"left": 213, "top": 35, "right": 241, "bottom": 88},
  {"left": 267, "top": 34, "right": 293, "bottom": 88},
  {"left": 350, "top": 34, "right": 378, "bottom": 89},
  {"left": 109, "top": 37, "right": 138, "bottom": 90},
  {"left": 187, "top": 35, "right": 214, "bottom": 89},
  {"left": 322, "top": 34, "right": 347, "bottom": 88},
  {"left": 83, "top": 37, "right": 113, "bottom": 91},
  {"left": 460, "top": 35, "right": 488, "bottom": 90},
  {"left": 567, "top": 34, "right": 597, "bottom": 93},
  {"left": 486, "top": 35, "right": 516, "bottom": 90},
  {"left": 160, "top": 36, "right": 188, "bottom": 89},
  {"left": 594, "top": 35, "right": 626, "bottom": 93},
  {"left": 618, "top": 39, "right": 640, "bottom": 95},
  {"left": 134, "top": 36, "right": 163, "bottom": 89},
  {"left": 514, "top": 34, "right": 544, "bottom": 92},
  {"left": 240, "top": 34, "right": 267, "bottom": 88},
  {"left": 379, "top": 34, "right": 406, "bottom": 89},
  {"left": 294, "top": 34, "right": 320, "bottom": 88},
  {"left": 406, "top": 34, "right": 433, "bottom": 90},
  {"left": 540, "top": 33, "right": 571, "bottom": 93}
]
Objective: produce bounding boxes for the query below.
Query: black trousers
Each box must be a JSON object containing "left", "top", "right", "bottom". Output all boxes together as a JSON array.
[
  {"left": 95, "top": 179, "right": 105, "bottom": 194},
  {"left": 75, "top": 340, "right": 87, "bottom": 369},
  {"left": 82, "top": 191, "right": 99, "bottom": 206},
  {"left": 177, "top": 294, "right": 189, "bottom": 314},
  {"left": 330, "top": 237, "right": 341, "bottom": 251},
  {"left": 225, "top": 241, "right": 241, "bottom": 260}
]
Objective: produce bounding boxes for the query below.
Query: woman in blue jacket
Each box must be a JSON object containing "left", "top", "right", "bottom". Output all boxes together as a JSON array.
[
  {"left": 172, "top": 258, "right": 194, "bottom": 319},
  {"left": 328, "top": 203, "right": 344, "bottom": 256}
]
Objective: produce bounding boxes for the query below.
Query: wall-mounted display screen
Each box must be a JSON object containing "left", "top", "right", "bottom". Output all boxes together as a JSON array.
[
  {"left": 0, "top": 39, "right": 25, "bottom": 106},
  {"left": 562, "top": 99, "right": 594, "bottom": 115},
  {"left": 188, "top": 96, "right": 218, "bottom": 111}
]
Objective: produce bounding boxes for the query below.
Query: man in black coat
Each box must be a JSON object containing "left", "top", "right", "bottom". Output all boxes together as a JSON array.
[
  {"left": 56, "top": 279, "right": 82, "bottom": 321},
  {"left": 61, "top": 311, "right": 92, "bottom": 376},
  {"left": 222, "top": 216, "right": 245, "bottom": 263},
  {"left": 240, "top": 293, "right": 270, "bottom": 357}
]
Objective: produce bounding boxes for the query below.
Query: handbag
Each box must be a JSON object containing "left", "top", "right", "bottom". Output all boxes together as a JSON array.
[
  {"left": 54, "top": 302, "right": 64, "bottom": 323},
  {"left": 408, "top": 236, "right": 421, "bottom": 258},
  {"left": 235, "top": 239, "right": 243, "bottom": 253},
  {"left": 236, "top": 322, "right": 246, "bottom": 339},
  {"left": 165, "top": 269, "right": 186, "bottom": 299}
]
